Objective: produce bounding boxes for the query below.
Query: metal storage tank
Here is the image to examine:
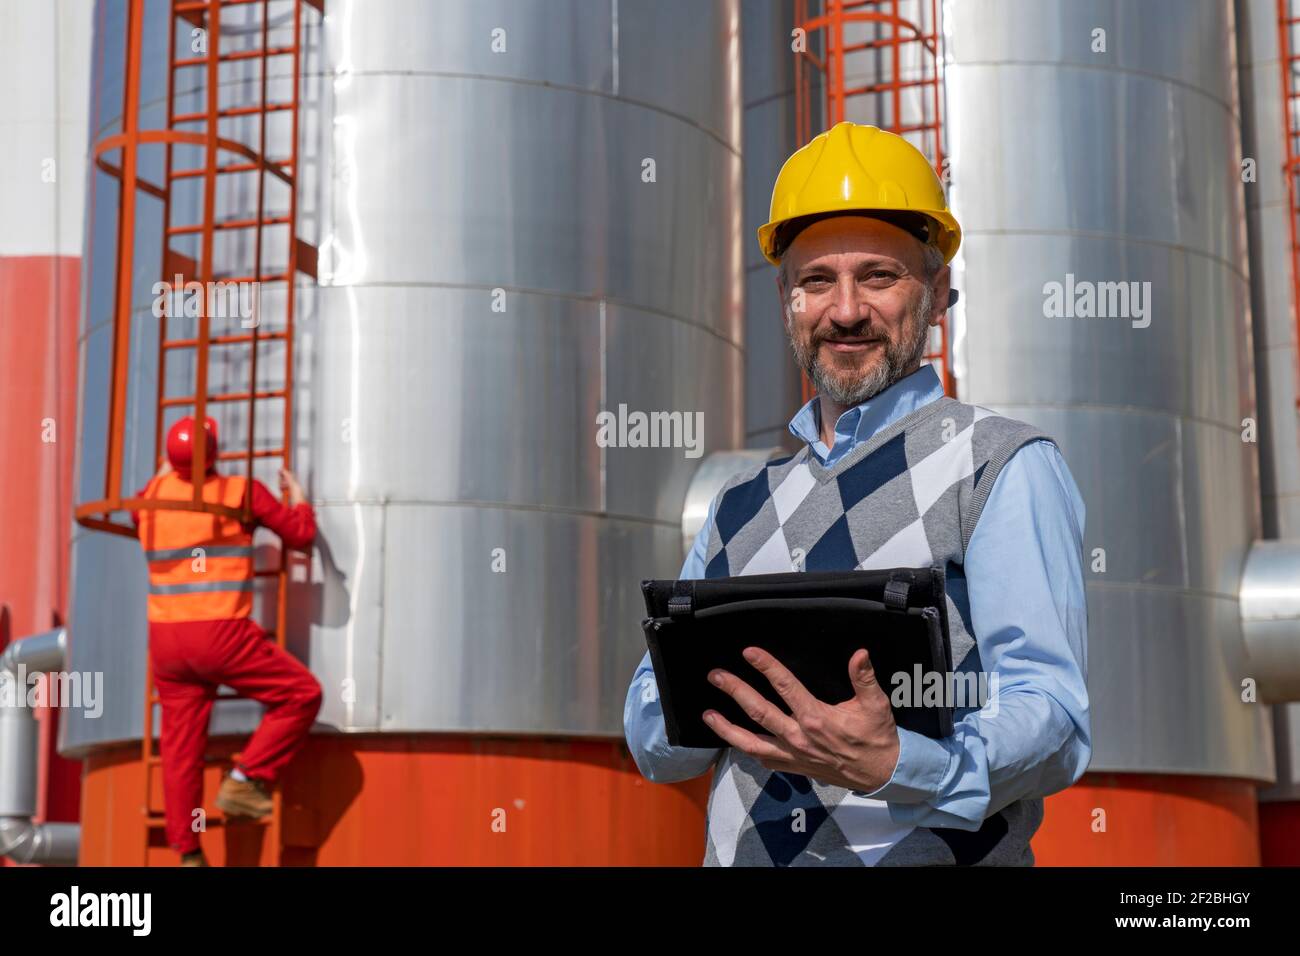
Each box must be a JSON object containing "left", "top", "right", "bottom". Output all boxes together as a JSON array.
[
  {"left": 66, "top": 0, "right": 743, "bottom": 865},
  {"left": 0, "top": 0, "right": 91, "bottom": 864},
  {"left": 945, "top": 0, "right": 1273, "bottom": 863}
]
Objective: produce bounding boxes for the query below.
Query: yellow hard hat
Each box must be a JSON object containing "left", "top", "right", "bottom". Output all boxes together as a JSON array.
[{"left": 757, "top": 121, "right": 961, "bottom": 267}]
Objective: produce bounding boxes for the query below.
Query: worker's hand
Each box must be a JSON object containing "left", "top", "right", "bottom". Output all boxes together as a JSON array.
[
  {"left": 279, "top": 467, "right": 306, "bottom": 507},
  {"left": 703, "top": 646, "right": 901, "bottom": 793}
]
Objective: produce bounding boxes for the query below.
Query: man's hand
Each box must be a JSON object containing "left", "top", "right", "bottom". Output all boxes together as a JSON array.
[
  {"left": 279, "top": 467, "right": 306, "bottom": 507},
  {"left": 703, "top": 646, "right": 901, "bottom": 793}
]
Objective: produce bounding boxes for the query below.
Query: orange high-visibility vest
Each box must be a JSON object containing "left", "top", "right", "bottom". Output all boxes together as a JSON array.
[{"left": 136, "top": 471, "right": 254, "bottom": 623}]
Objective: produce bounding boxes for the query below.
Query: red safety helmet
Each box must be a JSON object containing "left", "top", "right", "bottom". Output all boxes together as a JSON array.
[{"left": 166, "top": 416, "right": 219, "bottom": 478}]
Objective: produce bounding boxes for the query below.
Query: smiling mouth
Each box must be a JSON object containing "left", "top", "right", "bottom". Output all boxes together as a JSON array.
[{"left": 822, "top": 338, "right": 883, "bottom": 353}]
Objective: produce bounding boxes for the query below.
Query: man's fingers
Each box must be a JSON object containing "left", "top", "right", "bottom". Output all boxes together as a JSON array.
[
  {"left": 742, "top": 646, "right": 817, "bottom": 718},
  {"left": 849, "top": 647, "right": 882, "bottom": 694},
  {"left": 708, "top": 668, "right": 800, "bottom": 740},
  {"left": 849, "top": 647, "right": 896, "bottom": 723},
  {"left": 703, "top": 710, "right": 796, "bottom": 763}
]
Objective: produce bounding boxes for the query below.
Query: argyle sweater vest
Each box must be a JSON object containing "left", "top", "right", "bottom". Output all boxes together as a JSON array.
[{"left": 700, "top": 395, "right": 1054, "bottom": 866}]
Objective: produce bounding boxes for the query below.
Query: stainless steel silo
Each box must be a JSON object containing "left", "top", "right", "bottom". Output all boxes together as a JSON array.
[
  {"left": 945, "top": 0, "right": 1273, "bottom": 860},
  {"left": 300, "top": 0, "right": 743, "bottom": 737}
]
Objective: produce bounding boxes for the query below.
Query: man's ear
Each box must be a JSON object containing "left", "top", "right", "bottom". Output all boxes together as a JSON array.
[
  {"left": 776, "top": 270, "right": 790, "bottom": 327},
  {"left": 929, "top": 264, "right": 952, "bottom": 326}
]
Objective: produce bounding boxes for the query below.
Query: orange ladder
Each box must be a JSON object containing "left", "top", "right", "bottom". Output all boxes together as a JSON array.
[{"left": 75, "top": 0, "right": 321, "bottom": 865}]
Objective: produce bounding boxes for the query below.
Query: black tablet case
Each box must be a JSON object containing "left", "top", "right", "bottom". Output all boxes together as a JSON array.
[{"left": 641, "top": 567, "right": 954, "bottom": 748}]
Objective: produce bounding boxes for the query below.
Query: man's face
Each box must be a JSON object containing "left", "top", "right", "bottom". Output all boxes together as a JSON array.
[{"left": 776, "top": 215, "right": 949, "bottom": 407}]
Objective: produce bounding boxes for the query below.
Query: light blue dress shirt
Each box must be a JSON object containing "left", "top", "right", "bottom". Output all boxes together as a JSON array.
[{"left": 622, "top": 364, "right": 1092, "bottom": 831}]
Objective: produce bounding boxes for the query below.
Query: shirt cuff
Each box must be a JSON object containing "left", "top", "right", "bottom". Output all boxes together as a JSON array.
[{"left": 860, "top": 727, "right": 954, "bottom": 804}]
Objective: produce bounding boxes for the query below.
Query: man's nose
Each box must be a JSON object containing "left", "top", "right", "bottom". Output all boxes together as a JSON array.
[{"left": 827, "top": 275, "right": 867, "bottom": 326}]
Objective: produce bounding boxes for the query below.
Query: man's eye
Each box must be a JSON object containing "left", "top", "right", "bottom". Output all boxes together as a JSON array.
[
  {"left": 802, "top": 276, "right": 831, "bottom": 287},
  {"left": 864, "top": 271, "right": 897, "bottom": 282}
]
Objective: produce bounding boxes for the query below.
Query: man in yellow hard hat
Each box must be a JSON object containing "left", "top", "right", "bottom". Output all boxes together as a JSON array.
[
  {"left": 757, "top": 121, "right": 959, "bottom": 418},
  {"left": 625, "top": 122, "right": 1091, "bottom": 866}
]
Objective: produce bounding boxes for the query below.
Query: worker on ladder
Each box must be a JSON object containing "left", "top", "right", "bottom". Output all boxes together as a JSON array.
[{"left": 132, "top": 415, "right": 323, "bottom": 867}]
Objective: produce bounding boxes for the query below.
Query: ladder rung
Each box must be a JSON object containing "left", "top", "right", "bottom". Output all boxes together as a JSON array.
[
  {"left": 167, "top": 214, "right": 291, "bottom": 236},
  {"left": 176, "top": 0, "right": 273, "bottom": 9},
  {"left": 217, "top": 448, "right": 286, "bottom": 461},
  {"left": 171, "top": 160, "right": 291, "bottom": 180},
  {"left": 145, "top": 814, "right": 267, "bottom": 829},
  {"left": 160, "top": 389, "right": 287, "bottom": 408},
  {"left": 174, "top": 45, "right": 296, "bottom": 69},
  {"left": 163, "top": 330, "right": 289, "bottom": 350},
  {"left": 212, "top": 273, "right": 292, "bottom": 284},
  {"left": 844, "top": 77, "right": 937, "bottom": 97},
  {"left": 842, "top": 37, "right": 933, "bottom": 56},
  {"left": 841, "top": 32, "right": 938, "bottom": 54},
  {"left": 890, "top": 122, "right": 940, "bottom": 135},
  {"left": 173, "top": 102, "right": 292, "bottom": 124}
]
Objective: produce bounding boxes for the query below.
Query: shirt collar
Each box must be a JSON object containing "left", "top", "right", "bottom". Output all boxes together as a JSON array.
[{"left": 788, "top": 364, "right": 945, "bottom": 463}]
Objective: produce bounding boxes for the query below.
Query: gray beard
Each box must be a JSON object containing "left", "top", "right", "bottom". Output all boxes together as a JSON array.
[{"left": 788, "top": 284, "right": 934, "bottom": 406}]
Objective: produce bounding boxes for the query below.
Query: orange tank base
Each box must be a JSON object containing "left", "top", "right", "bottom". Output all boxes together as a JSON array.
[
  {"left": 79, "top": 750, "right": 1268, "bottom": 866},
  {"left": 78, "top": 735, "right": 710, "bottom": 866},
  {"left": 1032, "top": 772, "right": 1261, "bottom": 865}
]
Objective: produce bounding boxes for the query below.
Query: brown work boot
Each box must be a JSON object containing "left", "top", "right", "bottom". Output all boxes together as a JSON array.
[
  {"left": 180, "top": 850, "right": 209, "bottom": 867},
  {"left": 216, "top": 772, "right": 273, "bottom": 820}
]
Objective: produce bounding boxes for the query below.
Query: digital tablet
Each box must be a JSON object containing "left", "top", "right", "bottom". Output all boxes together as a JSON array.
[{"left": 640, "top": 568, "right": 955, "bottom": 748}]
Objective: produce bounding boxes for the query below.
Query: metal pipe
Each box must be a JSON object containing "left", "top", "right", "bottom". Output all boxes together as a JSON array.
[
  {"left": 0, "top": 628, "right": 79, "bottom": 865},
  {"left": 681, "top": 449, "right": 784, "bottom": 556},
  {"left": 1240, "top": 540, "right": 1300, "bottom": 702},
  {"left": 0, "top": 628, "right": 67, "bottom": 675},
  {"left": 0, "top": 820, "right": 81, "bottom": 866}
]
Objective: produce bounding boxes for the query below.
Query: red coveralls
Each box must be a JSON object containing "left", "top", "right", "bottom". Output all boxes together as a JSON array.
[{"left": 133, "top": 477, "right": 323, "bottom": 855}]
